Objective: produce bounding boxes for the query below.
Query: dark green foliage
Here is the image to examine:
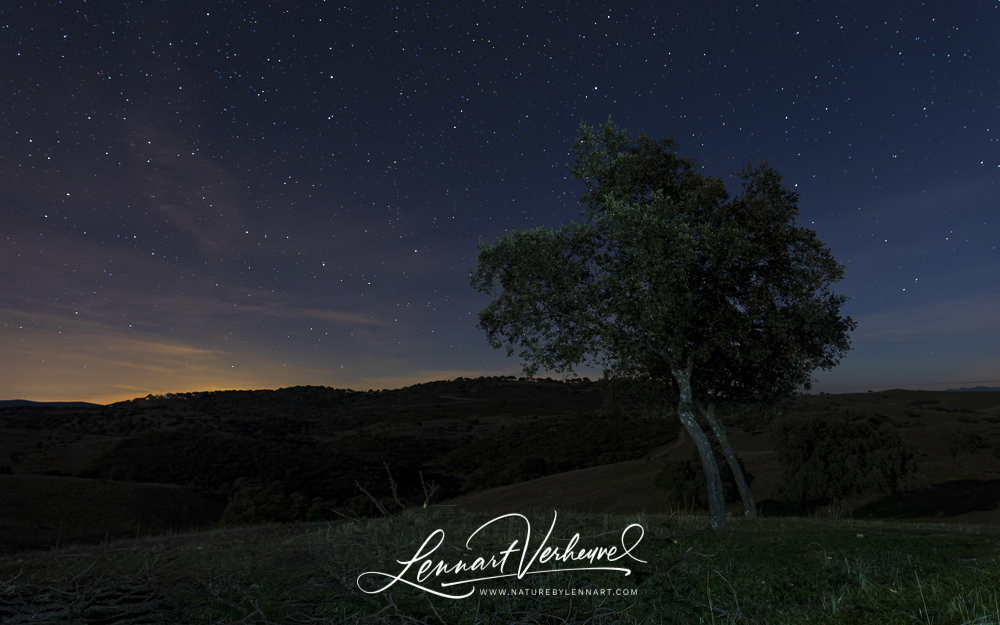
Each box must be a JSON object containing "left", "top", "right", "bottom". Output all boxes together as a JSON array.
[
  {"left": 598, "top": 370, "right": 676, "bottom": 418},
  {"left": 471, "top": 120, "right": 856, "bottom": 532},
  {"left": 220, "top": 486, "right": 332, "bottom": 525},
  {"left": 771, "top": 410, "right": 927, "bottom": 503},
  {"left": 654, "top": 448, "right": 753, "bottom": 510},
  {"left": 471, "top": 121, "right": 855, "bottom": 393}
]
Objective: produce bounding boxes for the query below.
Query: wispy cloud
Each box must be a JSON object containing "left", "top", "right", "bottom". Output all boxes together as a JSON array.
[
  {"left": 0, "top": 322, "right": 332, "bottom": 403},
  {"left": 120, "top": 124, "right": 246, "bottom": 254},
  {"left": 234, "top": 299, "right": 394, "bottom": 327}
]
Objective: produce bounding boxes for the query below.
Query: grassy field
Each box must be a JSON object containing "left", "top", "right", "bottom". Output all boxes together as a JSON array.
[{"left": 2, "top": 510, "right": 999, "bottom": 624}]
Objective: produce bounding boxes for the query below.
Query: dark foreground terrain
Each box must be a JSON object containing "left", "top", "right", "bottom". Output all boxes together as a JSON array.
[{"left": 3, "top": 511, "right": 999, "bottom": 624}]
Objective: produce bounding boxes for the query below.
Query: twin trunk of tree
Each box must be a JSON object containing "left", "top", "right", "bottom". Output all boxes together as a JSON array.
[
  {"left": 670, "top": 367, "right": 758, "bottom": 533},
  {"left": 671, "top": 365, "right": 728, "bottom": 533},
  {"left": 699, "top": 403, "right": 757, "bottom": 519}
]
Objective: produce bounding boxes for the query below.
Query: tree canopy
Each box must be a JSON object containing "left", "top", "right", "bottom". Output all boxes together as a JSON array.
[{"left": 470, "top": 120, "right": 856, "bottom": 531}]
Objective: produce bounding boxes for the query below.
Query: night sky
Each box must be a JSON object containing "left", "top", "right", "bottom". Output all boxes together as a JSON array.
[{"left": 2, "top": 2, "right": 998, "bottom": 404}]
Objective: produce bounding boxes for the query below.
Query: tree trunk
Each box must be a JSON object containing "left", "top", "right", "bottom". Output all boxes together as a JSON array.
[
  {"left": 698, "top": 403, "right": 757, "bottom": 518},
  {"left": 671, "top": 365, "right": 728, "bottom": 533}
]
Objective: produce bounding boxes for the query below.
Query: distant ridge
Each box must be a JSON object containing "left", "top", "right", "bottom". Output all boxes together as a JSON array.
[
  {"left": 0, "top": 399, "right": 104, "bottom": 408},
  {"left": 945, "top": 386, "right": 1000, "bottom": 392}
]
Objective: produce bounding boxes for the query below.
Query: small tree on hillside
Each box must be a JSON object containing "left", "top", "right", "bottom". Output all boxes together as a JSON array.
[
  {"left": 471, "top": 120, "right": 855, "bottom": 533},
  {"left": 946, "top": 430, "right": 989, "bottom": 466}
]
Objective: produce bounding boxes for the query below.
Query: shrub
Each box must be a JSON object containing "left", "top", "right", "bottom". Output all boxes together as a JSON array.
[
  {"left": 771, "top": 410, "right": 926, "bottom": 504},
  {"left": 221, "top": 484, "right": 332, "bottom": 525},
  {"left": 654, "top": 447, "right": 752, "bottom": 510}
]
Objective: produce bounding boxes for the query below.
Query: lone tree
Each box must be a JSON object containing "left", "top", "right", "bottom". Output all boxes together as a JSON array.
[{"left": 470, "top": 120, "right": 855, "bottom": 532}]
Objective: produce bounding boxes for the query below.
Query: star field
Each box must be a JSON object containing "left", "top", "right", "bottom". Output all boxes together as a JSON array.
[{"left": 2, "top": 2, "right": 998, "bottom": 402}]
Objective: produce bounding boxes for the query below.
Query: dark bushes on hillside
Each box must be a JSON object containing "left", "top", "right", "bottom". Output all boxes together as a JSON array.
[
  {"left": 221, "top": 485, "right": 333, "bottom": 524},
  {"left": 771, "top": 410, "right": 927, "bottom": 505}
]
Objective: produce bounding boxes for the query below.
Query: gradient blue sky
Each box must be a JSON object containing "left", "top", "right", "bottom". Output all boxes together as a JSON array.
[{"left": 2, "top": 2, "right": 998, "bottom": 403}]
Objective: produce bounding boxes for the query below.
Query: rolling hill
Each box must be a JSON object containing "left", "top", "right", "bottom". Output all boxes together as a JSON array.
[{"left": 3, "top": 378, "right": 1000, "bottom": 553}]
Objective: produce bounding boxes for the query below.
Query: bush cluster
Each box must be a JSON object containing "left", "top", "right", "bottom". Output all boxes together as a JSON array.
[
  {"left": 770, "top": 409, "right": 927, "bottom": 504},
  {"left": 220, "top": 485, "right": 332, "bottom": 524}
]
